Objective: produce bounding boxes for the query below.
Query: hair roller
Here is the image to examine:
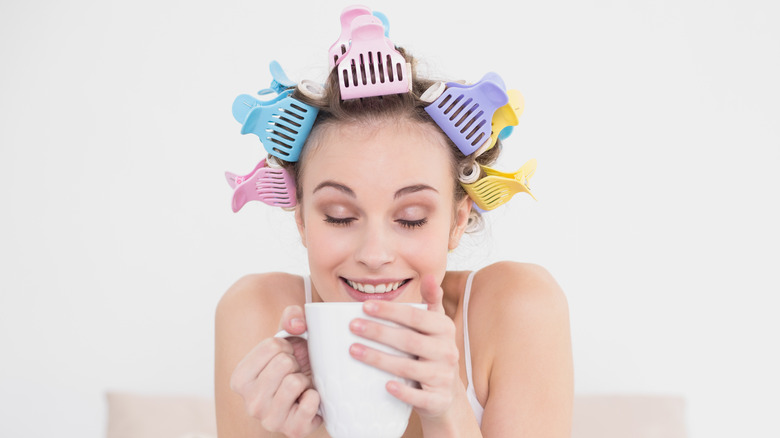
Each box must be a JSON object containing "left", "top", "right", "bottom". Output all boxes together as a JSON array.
[
  {"left": 265, "top": 155, "right": 283, "bottom": 168},
  {"left": 457, "top": 160, "right": 481, "bottom": 184},
  {"left": 298, "top": 79, "right": 326, "bottom": 100},
  {"left": 465, "top": 208, "right": 483, "bottom": 233}
]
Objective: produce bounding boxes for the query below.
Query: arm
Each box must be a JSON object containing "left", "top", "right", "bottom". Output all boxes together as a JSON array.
[
  {"left": 474, "top": 262, "right": 574, "bottom": 437},
  {"left": 214, "top": 273, "right": 325, "bottom": 438}
]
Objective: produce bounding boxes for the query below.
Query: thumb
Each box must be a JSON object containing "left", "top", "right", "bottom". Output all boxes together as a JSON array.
[
  {"left": 420, "top": 274, "right": 445, "bottom": 314},
  {"left": 279, "top": 305, "right": 307, "bottom": 335}
]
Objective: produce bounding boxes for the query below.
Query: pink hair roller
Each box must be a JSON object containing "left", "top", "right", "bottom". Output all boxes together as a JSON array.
[
  {"left": 225, "top": 158, "right": 297, "bottom": 212},
  {"left": 337, "top": 14, "right": 410, "bottom": 100}
]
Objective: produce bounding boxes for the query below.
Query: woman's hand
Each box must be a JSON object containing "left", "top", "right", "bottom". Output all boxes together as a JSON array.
[
  {"left": 348, "top": 274, "right": 461, "bottom": 421},
  {"left": 229, "top": 305, "right": 323, "bottom": 438}
]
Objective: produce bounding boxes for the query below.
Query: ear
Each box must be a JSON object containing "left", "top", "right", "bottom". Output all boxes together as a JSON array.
[
  {"left": 295, "top": 205, "right": 307, "bottom": 248},
  {"left": 449, "top": 196, "right": 471, "bottom": 250}
]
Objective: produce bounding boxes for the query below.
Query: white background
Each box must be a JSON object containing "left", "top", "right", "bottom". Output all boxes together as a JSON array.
[{"left": 1, "top": 0, "right": 779, "bottom": 437}]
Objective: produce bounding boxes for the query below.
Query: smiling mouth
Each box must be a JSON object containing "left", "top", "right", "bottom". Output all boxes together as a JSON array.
[{"left": 340, "top": 277, "right": 411, "bottom": 294}]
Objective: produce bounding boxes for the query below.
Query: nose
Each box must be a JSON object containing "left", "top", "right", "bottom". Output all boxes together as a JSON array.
[{"left": 353, "top": 221, "right": 395, "bottom": 270}]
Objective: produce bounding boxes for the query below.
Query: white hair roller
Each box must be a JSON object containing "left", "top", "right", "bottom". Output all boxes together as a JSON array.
[
  {"left": 420, "top": 81, "right": 446, "bottom": 103},
  {"left": 298, "top": 79, "right": 326, "bottom": 100},
  {"left": 266, "top": 155, "right": 283, "bottom": 168},
  {"left": 458, "top": 161, "right": 481, "bottom": 184},
  {"left": 465, "top": 208, "right": 483, "bottom": 233}
]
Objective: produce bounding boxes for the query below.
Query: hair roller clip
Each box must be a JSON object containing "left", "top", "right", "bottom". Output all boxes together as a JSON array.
[
  {"left": 461, "top": 159, "right": 537, "bottom": 211},
  {"left": 337, "top": 14, "right": 411, "bottom": 100},
  {"left": 474, "top": 89, "right": 525, "bottom": 157},
  {"left": 232, "top": 89, "right": 318, "bottom": 162},
  {"left": 328, "top": 6, "right": 391, "bottom": 68},
  {"left": 257, "top": 61, "right": 297, "bottom": 96},
  {"left": 425, "top": 73, "right": 509, "bottom": 156},
  {"left": 328, "top": 5, "right": 372, "bottom": 68},
  {"left": 225, "top": 158, "right": 297, "bottom": 212}
]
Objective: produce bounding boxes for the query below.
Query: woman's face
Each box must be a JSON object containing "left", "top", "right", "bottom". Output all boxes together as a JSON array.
[{"left": 295, "top": 119, "right": 470, "bottom": 303}]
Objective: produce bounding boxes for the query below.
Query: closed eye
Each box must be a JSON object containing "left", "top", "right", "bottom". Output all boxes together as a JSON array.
[
  {"left": 324, "top": 215, "right": 356, "bottom": 227},
  {"left": 397, "top": 218, "right": 427, "bottom": 229}
]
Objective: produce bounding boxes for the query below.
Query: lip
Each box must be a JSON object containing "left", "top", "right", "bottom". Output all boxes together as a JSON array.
[{"left": 340, "top": 277, "right": 410, "bottom": 302}]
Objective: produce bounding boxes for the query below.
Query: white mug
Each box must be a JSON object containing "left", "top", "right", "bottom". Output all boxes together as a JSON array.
[{"left": 276, "top": 302, "right": 425, "bottom": 438}]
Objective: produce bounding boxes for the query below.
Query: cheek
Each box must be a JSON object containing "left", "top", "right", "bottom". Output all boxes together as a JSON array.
[
  {"left": 397, "top": 223, "right": 451, "bottom": 266},
  {"left": 304, "top": 221, "right": 351, "bottom": 261}
]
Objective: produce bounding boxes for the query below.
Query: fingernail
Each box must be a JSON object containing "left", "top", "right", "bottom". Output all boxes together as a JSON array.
[
  {"left": 350, "top": 319, "right": 365, "bottom": 333},
  {"left": 364, "top": 301, "right": 378, "bottom": 313},
  {"left": 291, "top": 318, "right": 304, "bottom": 330},
  {"left": 350, "top": 344, "right": 365, "bottom": 358},
  {"left": 386, "top": 381, "right": 402, "bottom": 394}
]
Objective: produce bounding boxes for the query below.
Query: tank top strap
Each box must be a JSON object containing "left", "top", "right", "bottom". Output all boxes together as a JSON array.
[
  {"left": 304, "top": 275, "right": 312, "bottom": 303},
  {"left": 463, "top": 270, "right": 477, "bottom": 391},
  {"left": 462, "top": 270, "right": 484, "bottom": 425}
]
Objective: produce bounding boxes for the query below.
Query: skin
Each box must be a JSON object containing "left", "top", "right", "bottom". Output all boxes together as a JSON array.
[{"left": 215, "top": 119, "right": 574, "bottom": 437}]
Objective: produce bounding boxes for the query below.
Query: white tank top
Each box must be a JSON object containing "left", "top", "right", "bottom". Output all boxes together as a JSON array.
[
  {"left": 463, "top": 270, "right": 485, "bottom": 426},
  {"left": 303, "top": 274, "right": 485, "bottom": 426}
]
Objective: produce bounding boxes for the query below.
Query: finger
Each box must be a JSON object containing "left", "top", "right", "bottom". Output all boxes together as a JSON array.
[
  {"left": 361, "top": 300, "right": 452, "bottom": 336},
  {"left": 289, "top": 388, "right": 323, "bottom": 432},
  {"left": 386, "top": 379, "right": 447, "bottom": 416},
  {"left": 350, "top": 317, "right": 457, "bottom": 361},
  {"left": 231, "top": 338, "right": 294, "bottom": 392},
  {"left": 258, "top": 352, "right": 302, "bottom": 388},
  {"left": 280, "top": 305, "right": 307, "bottom": 335},
  {"left": 420, "top": 274, "right": 445, "bottom": 314},
  {"left": 349, "top": 342, "right": 443, "bottom": 384},
  {"left": 262, "top": 373, "right": 312, "bottom": 431},
  {"left": 243, "top": 352, "right": 302, "bottom": 419}
]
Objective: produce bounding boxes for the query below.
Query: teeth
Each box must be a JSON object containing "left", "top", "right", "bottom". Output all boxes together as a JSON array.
[{"left": 347, "top": 279, "right": 405, "bottom": 294}]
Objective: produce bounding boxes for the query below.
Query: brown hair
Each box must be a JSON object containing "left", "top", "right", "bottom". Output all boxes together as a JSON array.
[{"left": 280, "top": 47, "right": 503, "bottom": 231}]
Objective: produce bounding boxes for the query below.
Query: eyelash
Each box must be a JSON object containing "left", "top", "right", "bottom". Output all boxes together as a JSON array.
[
  {"left": 323, "top": 216, "right": 428, "bottom": 229},
  {"left": 398, "top": 218, "right": 427, "bottom": 229},
  {"left": 324, "top": 215, "right": 355, "bottom": 227}
]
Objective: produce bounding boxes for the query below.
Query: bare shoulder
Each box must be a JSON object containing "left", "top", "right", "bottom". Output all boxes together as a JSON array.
[
  {"left": 217, "top": 273, "right": 305, "bottom": 324},
  {"left": 215, "top": 272, "right": 307, "bottom": 350},
  {"left": 469, "top": 261, "right": 568, "bottom": 324},
  {"left": 468, "top": 261, "right": 573, "bottom": 435},
  {"left": 467, "top": 261, "right": 570, "bottom": 359}
]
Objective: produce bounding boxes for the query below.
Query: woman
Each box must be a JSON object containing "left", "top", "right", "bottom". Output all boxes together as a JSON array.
[{"left": 215, "top": 15, "right": 573, "bottom": 437}]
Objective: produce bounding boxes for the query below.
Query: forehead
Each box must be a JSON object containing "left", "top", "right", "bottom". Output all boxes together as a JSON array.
[{"left": 300, "top": 120, "right": 455, "bottom": 195}]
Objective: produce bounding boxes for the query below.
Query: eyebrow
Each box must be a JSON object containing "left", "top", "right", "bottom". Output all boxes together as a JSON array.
[
  {"left": 313, "top": 181, "right": 356, "bottom": 197},
  {"left": 311, "top": 181, "right": 438, "bottom": 199},
  {"left": 393, "top": 184, "right": 438, "bottom": 199}
]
